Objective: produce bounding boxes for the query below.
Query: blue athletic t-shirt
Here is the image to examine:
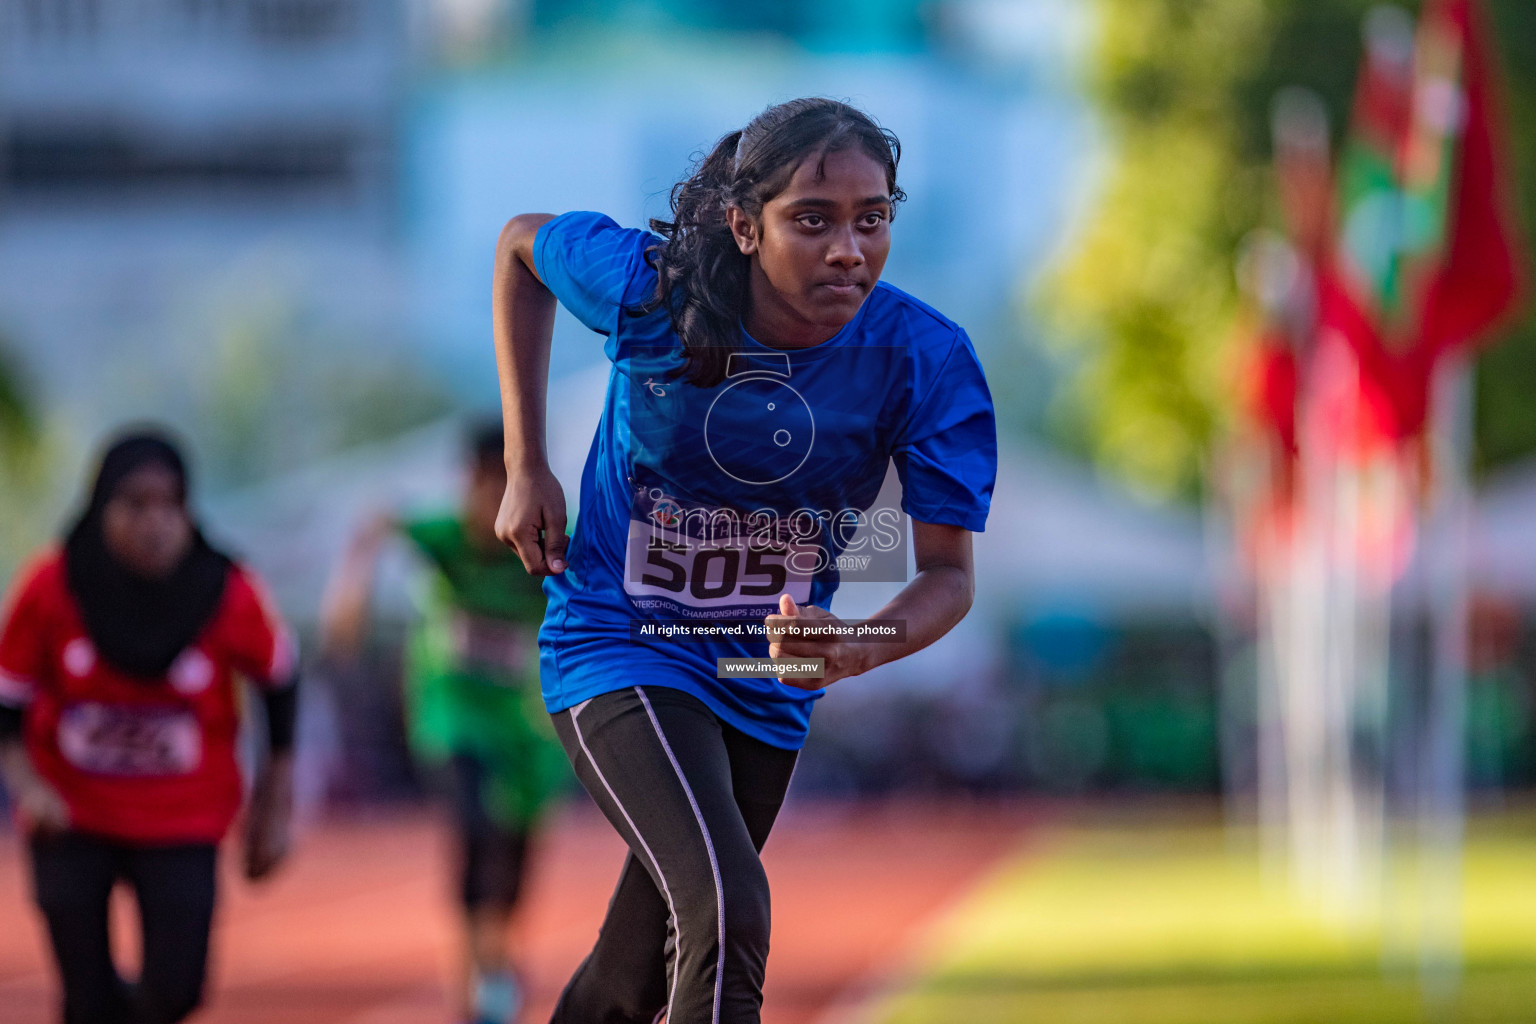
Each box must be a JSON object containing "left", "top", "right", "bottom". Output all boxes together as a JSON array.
[{"left": 532, "top": 211, "right": 996, "bottom": 749}]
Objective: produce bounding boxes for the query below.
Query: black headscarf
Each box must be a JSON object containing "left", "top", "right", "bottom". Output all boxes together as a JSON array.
[{"left": 63, "top": 431, "right": 233, "bottom": 680}]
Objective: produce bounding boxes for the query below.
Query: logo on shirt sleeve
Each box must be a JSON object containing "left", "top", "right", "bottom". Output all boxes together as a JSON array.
[
  {"left": 62, "top": 638, "right": 96, "bottom": 679},
  {"left": 168, "top": 649, "right": 215, "bottom": 695}
]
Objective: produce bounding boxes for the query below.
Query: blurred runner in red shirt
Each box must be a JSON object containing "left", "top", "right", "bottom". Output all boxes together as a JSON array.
[{"left": 0, "top": 429, "right": 298, "bottom": 1024}]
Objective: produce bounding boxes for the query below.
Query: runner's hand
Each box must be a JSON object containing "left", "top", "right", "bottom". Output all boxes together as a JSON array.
[
  {"left": 765, "top": 594, "right": 869, "bottom": 690},
  {"left": 16, "top": 777, "right": 70, "bottom": 837},
  {"left": 243, "top": 757, "right": 293, "bottom": 881},
  {"left": 497, "top": 462, "right": 568, "bottom": 575}
]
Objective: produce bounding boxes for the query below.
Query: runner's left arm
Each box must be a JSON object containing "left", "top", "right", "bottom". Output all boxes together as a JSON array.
[
  {"left": 318, "top": 511, "right": 398, "bottom": 663},
  {"left": 227, "top": 568, "right": 301, "bottom": 880},
  {"left": 768, "top": 325, "right": 993, "bottom": 687},
  {"left": 766, "top": 520, "right": 973, "bottom": 688}
]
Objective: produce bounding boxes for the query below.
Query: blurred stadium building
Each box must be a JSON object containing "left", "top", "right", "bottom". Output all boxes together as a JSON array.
[
  {"left": 0, "top": 0, "right": 418, "bottom": 494},
  {"left": 0, "top": 0, "right": 1088, "bottom": 479}
]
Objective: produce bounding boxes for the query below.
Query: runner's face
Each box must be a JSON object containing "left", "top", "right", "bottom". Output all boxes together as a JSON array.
[
  {"left": 734, "top": 147, "right": 892, "bottom": 346},
  {"left": 101, "top": 464, "right": 193, "bottom": 579}
]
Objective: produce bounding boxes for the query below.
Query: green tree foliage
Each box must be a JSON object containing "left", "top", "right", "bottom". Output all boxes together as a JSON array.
[
  {"left": 1471, "top": 1, "right": 1536, "bottom": 470},
  {"left": 1044, "top": 0, "right": 1536, "bottom": 497},
  {"left": 0, "top": 335, "right": 35, "bottom": 460},
  {"left": 0, "top": 337, "right": 69, "bottom": 580}
]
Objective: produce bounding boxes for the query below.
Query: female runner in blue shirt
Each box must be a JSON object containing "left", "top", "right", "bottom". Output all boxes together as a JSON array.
[{"left": 490, "top": 98, "right": 996, "bottom": 1024}]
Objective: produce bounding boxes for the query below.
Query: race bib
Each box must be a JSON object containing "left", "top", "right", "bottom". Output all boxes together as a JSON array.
[
  {"left": 624, "top": 487, "right": 817, "bottom": 618},
  {"left": 57, "top": 703, "right": 202, "bottom": 777},
  {"left": 448, "top": 611, "right": 534, "bottom": 681}
]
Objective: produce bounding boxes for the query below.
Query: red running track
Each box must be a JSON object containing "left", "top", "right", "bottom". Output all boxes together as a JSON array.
[{"left": 0, "top": 799, "right": 1037, "bottom": 1024}]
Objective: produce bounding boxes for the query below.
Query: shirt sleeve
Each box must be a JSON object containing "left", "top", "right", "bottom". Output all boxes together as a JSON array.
[
  {"left": 222, "top": 567, "right": 298, "bottom": 690},
  {"left": 533, "top": 211, "right": 660, "bottom": 345},
  {"left": 0, "top": 557, "right": 54, "bottom": 708},
  {"left": 400, "top": 514, "right": 454, "bottom": 573},
  {"left": 894, "top": 328, "right": 997, "bottom": 532}
]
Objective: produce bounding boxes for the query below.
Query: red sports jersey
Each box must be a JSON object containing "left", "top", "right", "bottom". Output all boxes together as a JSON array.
[{"left": 0, "top": 550, "right": 296, "bottom": 844}]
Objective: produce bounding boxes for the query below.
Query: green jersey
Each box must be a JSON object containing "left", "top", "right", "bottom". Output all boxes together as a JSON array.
[{"left": 400, "top": 514, "right": 567, "bottom": 826}]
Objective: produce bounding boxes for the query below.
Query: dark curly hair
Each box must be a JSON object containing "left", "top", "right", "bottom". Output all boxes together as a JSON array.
[{"left": 634, "top": 98, "right": 904, "bottom": 387}]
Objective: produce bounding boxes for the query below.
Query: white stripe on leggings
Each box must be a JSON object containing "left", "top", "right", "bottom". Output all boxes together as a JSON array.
[
  {"left": 635, "top": 686, "right": 726, "bottom": 1024},
  {"left": 569, "top": 700, "right": 685, "bottom": 1023}
]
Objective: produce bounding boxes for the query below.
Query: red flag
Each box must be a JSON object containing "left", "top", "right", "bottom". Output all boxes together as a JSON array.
[
  {"left": 1245, "top": 332, "right": 1300, "bottom": 459},
  {"left": 1318, "top": 0, "right": 1523, "bottom": 438},
  {"left": 1417, "top": 0, "right": 1521, "bottom": 357}
]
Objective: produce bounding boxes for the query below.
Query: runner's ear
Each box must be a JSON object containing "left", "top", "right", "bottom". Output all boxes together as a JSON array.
[{"left": 726, "top": 207, "right": 758, "bottom": 256}]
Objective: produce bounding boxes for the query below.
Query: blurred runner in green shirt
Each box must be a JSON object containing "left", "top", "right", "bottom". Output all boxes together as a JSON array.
[{"left": 322, "top": 423, "right": 566, "bottom": 1024}]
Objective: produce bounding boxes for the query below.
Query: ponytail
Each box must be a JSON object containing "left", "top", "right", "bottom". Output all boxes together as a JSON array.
[{"left": 639, "top": 130, "right": 749, "bottom": 388}]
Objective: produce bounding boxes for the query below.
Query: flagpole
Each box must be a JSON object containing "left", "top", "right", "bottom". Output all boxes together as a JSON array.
[
  {"left": 1205, "top": 448, "right": 1258, "bottom": 835},
  {"left": 1257, "top": 521, "right": 1290, "bottom": 878},
  {"left": 1419, "top": 352, "right": 1472, "bottom": 1001}
]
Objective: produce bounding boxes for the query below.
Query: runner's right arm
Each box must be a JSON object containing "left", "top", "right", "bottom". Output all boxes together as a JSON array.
[
  {"left": 0, "top": 561, "right": 69, "bottom": 834},
  {"left": 318, "top": 512, "right": 397, "bottom": 663},
  {"left": 491, "top": 213, "right": 568, "bottom": 577},
  {"left": 0, "top": 730, "right": 70, "bottom": 835}
]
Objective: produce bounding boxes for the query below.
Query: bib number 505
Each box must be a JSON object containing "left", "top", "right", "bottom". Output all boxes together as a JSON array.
[
  {"left": 624, "top": 522, "right": 813, "bottom": 609},
  {"left": 642, "top": 544, "right": 790, "bottom": 601}
]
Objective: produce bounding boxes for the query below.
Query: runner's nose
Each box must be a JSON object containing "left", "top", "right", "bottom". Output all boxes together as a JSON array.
[{"left": 825, "top": 225, "right": 864, "bottom": 269}]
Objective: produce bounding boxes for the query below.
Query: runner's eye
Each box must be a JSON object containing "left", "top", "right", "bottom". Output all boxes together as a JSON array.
[{"left": 797, "top": 214, "right": 825, "bottom": 229}]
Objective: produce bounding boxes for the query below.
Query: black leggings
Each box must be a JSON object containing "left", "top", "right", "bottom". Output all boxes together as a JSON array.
[
  {"left": 550, "top": 686, "right": 798, "bottom": 1024},
  {"left": 446, "top": 751, "right": 531, "bottom": 912},
  {"left": 29, "top": 831, "right": 217, "bottom": 1024}
]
